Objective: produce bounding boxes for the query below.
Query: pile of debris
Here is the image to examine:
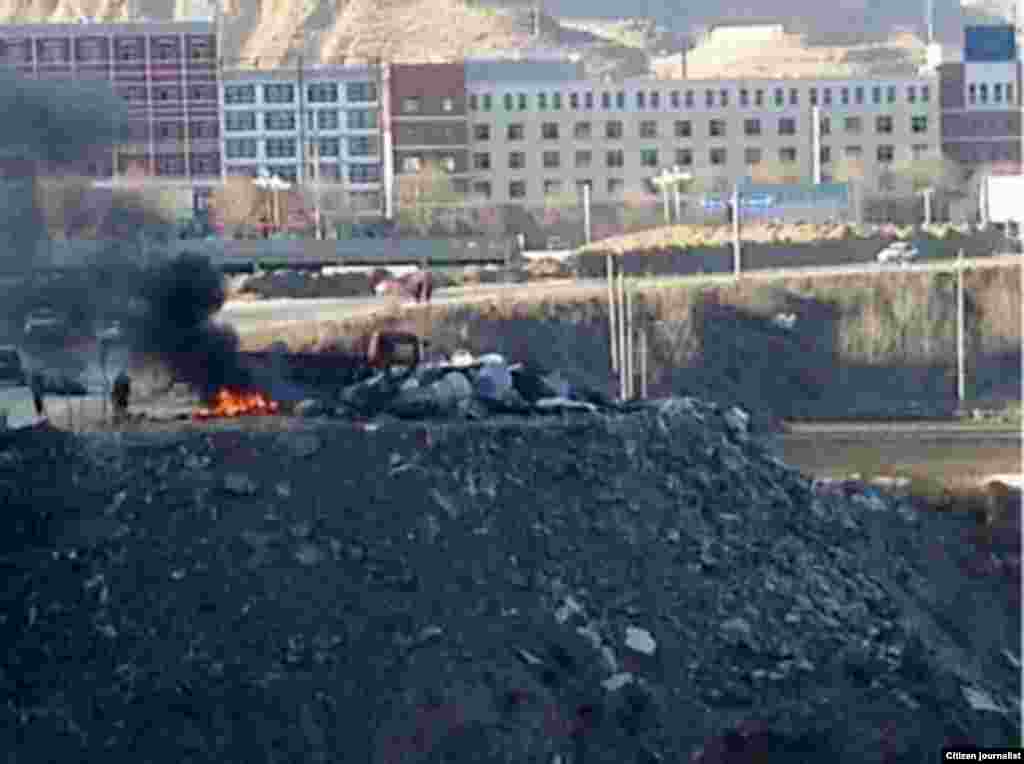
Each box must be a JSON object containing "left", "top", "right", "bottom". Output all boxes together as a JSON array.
[{"left": 1, "top": 395, "right": 1018, "bottom": 762}]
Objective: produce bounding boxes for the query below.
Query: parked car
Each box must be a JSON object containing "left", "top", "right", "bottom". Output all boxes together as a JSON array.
[{"left": 875, "top": 241, "right": 919, "bottom": 265}]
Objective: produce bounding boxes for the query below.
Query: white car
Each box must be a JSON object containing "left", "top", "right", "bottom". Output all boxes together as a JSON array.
[{"left": 876, "top": 242, "right": 919, "bottom": 265}]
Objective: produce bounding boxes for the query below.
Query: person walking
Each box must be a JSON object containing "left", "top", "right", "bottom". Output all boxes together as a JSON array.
[{"left": 111, "top": 371, "right": 131, "bottom": 424}]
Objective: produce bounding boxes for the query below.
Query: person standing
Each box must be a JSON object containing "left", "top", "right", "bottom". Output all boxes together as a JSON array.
[{"left": 111, "top": 371, "right": 131, "bottom": 424}]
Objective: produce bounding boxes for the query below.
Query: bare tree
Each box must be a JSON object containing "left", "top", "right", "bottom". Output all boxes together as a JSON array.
[
  {"left": 210, "top": 176, "right": 267, "bottom": 238},
  {"left": 396, "top": 160, "right": 462, "bottom": 236}
]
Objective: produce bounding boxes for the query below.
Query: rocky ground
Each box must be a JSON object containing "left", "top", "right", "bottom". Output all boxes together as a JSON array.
[{"left": 1, "top": 397, "right": 1020, "bottom": 763}]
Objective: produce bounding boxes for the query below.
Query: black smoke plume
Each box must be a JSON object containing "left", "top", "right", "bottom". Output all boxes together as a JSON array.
[{"left": 135, "top": 253, "right": 252, "bottom": 401}]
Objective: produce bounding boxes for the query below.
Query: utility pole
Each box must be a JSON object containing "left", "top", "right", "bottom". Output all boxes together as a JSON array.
[
  {"left": 673, "top": 184, "right": 681, "bottom": 222},
  {"left": 640, "top": 326, "right": 648, "bottom": 400},
  {"left": 923, "top": 186, "right": 934, "bottom": 227},
  {"left": 607, "top": 253, "right": 618, "bottom": 374},
  {"left": 617, "top": 268, "right": 627, "bottom": 401},
  {"left": 216, "top": 0, "right": 227, "bottom": 186},
  {"left": 731, "top": 182, "right": 742, "bottom": 278},
  {"left": 625, "top": 281, "right": 634, "bottom": 400},
  {"left": 583, "top": 181, "right": 592, "bottom": 245},
  {"left": 661, "top": 184, "right": 671, "bottom": 223},
  {"left": 296, "top": 49, "right": 306, "bottom": 186},
  {"left": 956, "top": 248, "right": 966, "bottom": 403},
  {"left": 811, "top": 105, "right": 822, "bottom": 185}
]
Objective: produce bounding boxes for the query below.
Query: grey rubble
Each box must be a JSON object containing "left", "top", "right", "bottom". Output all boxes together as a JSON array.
[{"left": 0, "top": 396, "right": 1018, "bottom": 763}]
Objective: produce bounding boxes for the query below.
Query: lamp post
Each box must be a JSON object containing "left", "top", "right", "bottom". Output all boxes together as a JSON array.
[
  {"left": 922, "top": 185, "right": 935, "bottom": 227},
  {"left": 255, "top": 169, "right": 293, "bottom": 233},
  {"left": 651, "top": 166, "right": 692, "bottom": 225}
]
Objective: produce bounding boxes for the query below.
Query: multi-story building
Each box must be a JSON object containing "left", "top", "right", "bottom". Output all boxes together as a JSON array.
[
  {"left": 220, "top": 64, "right": 383, "bottom": 214},
  {"left": 936, "top": 25, "right": 1022, "bottom": 174},
  {"left": 0, "top": 21, "right": 221, "bottom": 212},
  {"left": 463, "top": 72, "right": 942, "bottom": 206}
]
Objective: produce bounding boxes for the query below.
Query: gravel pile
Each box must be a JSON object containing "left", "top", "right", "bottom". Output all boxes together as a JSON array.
[{"left": 1, "top": 397, "right": 1019, "bottom": 762}]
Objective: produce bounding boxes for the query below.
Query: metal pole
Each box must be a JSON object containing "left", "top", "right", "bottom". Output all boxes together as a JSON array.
[
  {"left": 957, "top": 248, "right": 966, "bottom": 403},
  {"left": 812, "top": 105, "right": 822, "bottom": 185},
  {"left": 924, "top": 188, "right": 933, "bottom": 227},
  {"left": 617, "top": 268, "right": 627, "bottom": 401},
  {"left": 625, "top": 281, "right": 634, "bottom": 400},
  {"left": 662, "top": 185, "right": 670, "bottom": 224},
  {"left": 583, "top": 182, "right": 592, "bottom": 245},
  {"left": 731, "top": 183, "right": 741, "bottom": 278},
  {"left": 673, "top": 185, "right": 681, "bottom": 222},
  {"left": 296, "top": 51, "right": 306, "bottom": 186},
  {"left": 640, "top": 326, "right": 648, "bottom": 399},
  {"left": 607, "top": 253, "right": 618, "bottom": 373}
]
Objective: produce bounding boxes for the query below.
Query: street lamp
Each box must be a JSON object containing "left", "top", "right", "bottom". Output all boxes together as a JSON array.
[
  {"left": 254, "top": 169, "right": 293, "bottom": 234},
  {"left": 651, "top": 166, "right": 692, "bottom": 224}
]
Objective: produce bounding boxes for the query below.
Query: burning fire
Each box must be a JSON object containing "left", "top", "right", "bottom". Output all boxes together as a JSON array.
[{"left": 194, "top": 387, "right": 280, "bottom": 419}]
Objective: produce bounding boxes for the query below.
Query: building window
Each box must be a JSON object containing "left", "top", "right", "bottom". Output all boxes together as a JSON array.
[
  {"left": 509, "top": 180, "right": 526, "bottom": 199},
  {"left": 1007, "top": 84, "right": 1014, "bottom": 104},
  {"left": 504, "top": 93, "right": 514, "bottom": 111},
  {"left": 153, "top": 86, "right": 182, "bottom": 102},
  {"left": 819, "top": 116, "right": 831, "bottom": 135},
  {"left": 189, "top": 84, "right": 216, "bottom": 101},
  {"left": 349, "top": 164, "right": 380, "bottom": 183},
  {"left": 675, "top": 120, "right": 692, "bottom": 138},
  {"left": 346, "top": 82, "right": 377, "bottom": 102},
  {"left": 537, "top": 92, "right": 548, "bottom": 110},
  {"left": 308, "top": 83, "right": 338, "bottom": 103},
  {"left": 155, "top": 122, "right": 183, "bottom": 141},
  {"left": 472, "top": 181, "right": 491, "bottom": 199},
  {"left": 544, "top": 179, "right": 563, "bottom": 196},
  {"left": 474, "top": 124, "right": 491, "bottom": 141},
  {"left": 575, "top": 150, "right": 592, "bottom": 168},
  {"left": 636, "top": 91, "right": 646, "bottom": 109},
  {"left": 911, "top": 116, "right": 928, "bottom": 133},
  {"left": 710, "top": 148, "right": 727, "bottom": 166},
  {"left": 517, "top": 93, "right": 527, "bottom": 110},
  {"left": 616, "top": 91, "right": 626, "bottom": 109},
  {"left": 911, "top": 144, "right": 930, "bottom": 161},
  {"left": 639, "top": 120, "right": 657, "bottom": 138},
  {"left": 402, "top": 156, "right": 421, "bottom": 173},
  {"left": 115, "top": 38, "right": 144, "bottom": 61},
  {"left": 887, "top": 85, "right": 896, "bottom": 103},
  {"left": 541, "top": 122, "right": 559, "bottom": 140},
  {"left": 778, "top": 117, "right": 796, "bottom": 136},
  {"left": 473, "top": 152, "right": 491, "bottom": 170},
  {"left": 649, "top": 91, "right": 660, "bottom": 109},
  {"left": 118, "top": 85, "right": 148, "bottom": 103},
  {"left": 705, "top": 89, "right": 714, "bottom": 108},
  {"left": 779, "top": 147, "right": 797, "bottom": 163},
  {"left": 263, "top": 84, "right": 294, "bottom": 104},
  {"left": 189, "top": 121, "right": 218, "bottom": 140},
  {"left": 675, "top": 148, "right": 692, "bottom": 166},
  {"left": 877, "top": 145, "right": 895, "bottom": 166},
  {"left": 994, "top": 83, "right": 1004, "bottom": 102},
  {"left": 606, "top": 149, "right": 624, "bottom": 168},
  {"left": 845, "top": 145, "right": 863, "bottom": 158},
  {"left": 574, "top": 122, "right": 592, "bottom": 140},
  {"left": 855, "top": 86, "right": 864, "bottom": 104},
  {"left": 670, "top": 90, "right": 680, "bottom": 108},
  {"left": 225, "top": 138, "right": 258, "bottom": 159},
  {"left": 347, "top": 109, "right": 378, "bottom": 129},
  {"left": 740, "top": 89, "right": 749, "bottom": 107},
  {"left": 602, "top": 91, "right": 612, "bottom": 109},
  {"left": 225, "top": 112, "right": 257, "bottom": 131},
  {"left": 744, "top": 118, "right": 761, "bottom": 136},
  {"left": 264, "top": 111, "right": 296, "bottom": 131},
  {"left": 402, "top": 96, "right": 421, "bottom": 114},
  {"left": 789, "top": 88, "right": 799, "bottom": 106},
  {"left": 744, "top": 147, "right": 762, "bottom": 165},
  {"left": 441, "top": 97, "right": 454, "bottom": 112},
  {"left": 508, "top": 123, "right": 525, "bottom": 140},
  {"left": 552, "top": 92, "right": 562, "bottom": 110},
  {"left": 979, "top": 83, "right": 989, "bottom": 103},
  {"left": 155, "top": 155, "right": 186, "bottom": 176},
  {"left": 774, "top": 87, "right": 784, "bottom": 107},
  {"left": 684, "top": 90, "right": 694, "bottom": 108},
  {"left": 968, "top": 84, "right": 977, "bottom": 104},
  {"left": 151, "top": 38, "right": 179, "bottom": 62},
  {"left": 509, "top": 152, "right": 525, "bottom": 170},
  {"left": 822, "top": 87, "right": 832, "bottom": 106},
  {"left": 605, "top": 121, "right": 623, "bottom": 139},
  {"left": 348, "top": 136, "right": 378, "bottom": 157},
  {"left": 820, "top": 146, "right": 832, "bottom": 164},
  {"left": 607, "top": 178, "right": 624, "bottom": 195},
  {"left": 809, "top": 88, "right": 818, "bottom": 106},
  {"left": 316, "top": 138, "right": 340, "bottom": 157},
  {"left": 754, "top": 89, "right": 764, "bottom": 107},
  {"left": 840, "top": 87, "right": 850, "bottom": 105},
  {"left": 265, "top": 138, "right": 297, "bottom": 158},
  {"left": 317, "top": 110, "right": 340, "bottom": 130},
  {"left": 844, "top": 116, "right": 862, "bottom": 133},
  {"left": 709, "top": 119, "right": 726, "bottom": 137},
  {"left": 224, "top": 84, "right": 256, "bottom": 104},
  {"left": 640, "top": 149, "right": 659, "bottom": 168},
  {"left": 584, "top": 91, "right": 594, "bottom": 110},
  {"left": 872, "top": 86, "right": 882, "bottom": 104},
  {"left": 542, "top": 151, "right": 560, "bottom": 169},
  {"left": 479, "top": 93, "right": 492, "bottom": 111},
  {"left": 469, "top": 94, "right": 478, "bottom": 111},
  {"left": 876, "top": 116, "right": 893, "bottom": 134},
  {"left": 907, "top": 85, "right": 917, "bottom": 103}
]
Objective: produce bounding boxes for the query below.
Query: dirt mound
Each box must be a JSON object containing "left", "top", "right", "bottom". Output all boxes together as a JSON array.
[{"left": 1, "top": 401, "right": 1018, "bottom": 762}]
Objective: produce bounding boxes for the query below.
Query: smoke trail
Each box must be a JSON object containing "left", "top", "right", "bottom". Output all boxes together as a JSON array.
[{"left": 135, "top": 253, "right": 252, "bottom": 400}]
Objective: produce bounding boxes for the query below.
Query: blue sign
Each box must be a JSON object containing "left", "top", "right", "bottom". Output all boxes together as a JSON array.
[
  {"left": 701, "top": 197, "right": 726, "bottom": 210},
  {"left": 743, "top": 194, "right": 775, "bottom": 208},
  {"left": 965, "top": 25, "right": 1017, "bottom": 62}
]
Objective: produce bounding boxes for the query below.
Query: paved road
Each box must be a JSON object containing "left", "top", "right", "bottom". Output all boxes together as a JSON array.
[{"left": 219, "top": 253, "right": 1021, "bottom": 334}]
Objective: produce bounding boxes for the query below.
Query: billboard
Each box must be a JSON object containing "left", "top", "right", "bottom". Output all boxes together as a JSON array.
[
  {"left": 985, "top": 175, "right": 1024, "bottom": 223},
  {"left": 964, "top": 25, "right": 1017, "bottom": 63}
]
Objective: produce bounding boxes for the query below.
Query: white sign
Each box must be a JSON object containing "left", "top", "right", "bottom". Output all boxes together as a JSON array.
[{"left": 985, "top": 175, "right": 1024, "bottom": 224}]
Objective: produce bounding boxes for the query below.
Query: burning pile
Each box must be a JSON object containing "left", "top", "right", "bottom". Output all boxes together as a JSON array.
[{"left": 193, "top": 387, "right": 280, "bottom": 419}]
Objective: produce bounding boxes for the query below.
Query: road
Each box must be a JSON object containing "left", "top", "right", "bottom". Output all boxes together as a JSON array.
[{"left": 219, "top": 253, "right": 1021, "bottom": 334}]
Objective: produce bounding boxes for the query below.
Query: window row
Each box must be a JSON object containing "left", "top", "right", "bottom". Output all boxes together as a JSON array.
[
  {"left": 966, "top": 81, "right": 1016, "bottom": 106},
  {"left": 471, "top": 144, "right": 908, "bottom": 171},
  {"left": 223, "top": 81, "right": 378, "bottom": 105},
  {"left": 225, "top": 136, "right": 379, "bottom": 159},
  {"left": 468, "top": 83, "right": 931, "bottom": 113},
  {"left": 0, "top": 35, "right": 216, "bottom": 64},
  {"left": 472, "top": 115, "right": 928, "bottom": 142},
  {"left": 227, "top": 163, "right": 381, "bottom": 184},
  {"left": 224, "top": 108, "right": 378, "bottom": 132},
  {"left": 116, "top": 83, "right": 217, "bottom": 103}
]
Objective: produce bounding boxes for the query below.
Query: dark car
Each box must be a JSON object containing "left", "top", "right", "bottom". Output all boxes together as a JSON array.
[{"left": 0, "top": 345, "right": 25, "bottom": 386}]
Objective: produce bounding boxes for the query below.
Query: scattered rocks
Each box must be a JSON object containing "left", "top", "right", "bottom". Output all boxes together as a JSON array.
[{"left": 624, "top": 626, "right": 657, "bottom": 655}]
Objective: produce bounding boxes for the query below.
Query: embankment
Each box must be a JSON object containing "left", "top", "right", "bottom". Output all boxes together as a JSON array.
[{"left": 239, "top": 265, "right": 1022, "bottom": 424}]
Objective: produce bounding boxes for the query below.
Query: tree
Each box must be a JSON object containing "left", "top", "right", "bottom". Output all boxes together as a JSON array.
[
  {"left": 892, "top": 155, "right": 965, "bottom": 195},
  {"left": 210, "top": 176, "right": 267, "bottom": 238},
  {"left": 396, "top": 161, "right": 462, "bottom": 236}
]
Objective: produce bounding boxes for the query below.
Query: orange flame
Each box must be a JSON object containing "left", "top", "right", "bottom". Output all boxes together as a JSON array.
[{"left": 194, "top": 387, "right": 280, "bottom": 419}]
